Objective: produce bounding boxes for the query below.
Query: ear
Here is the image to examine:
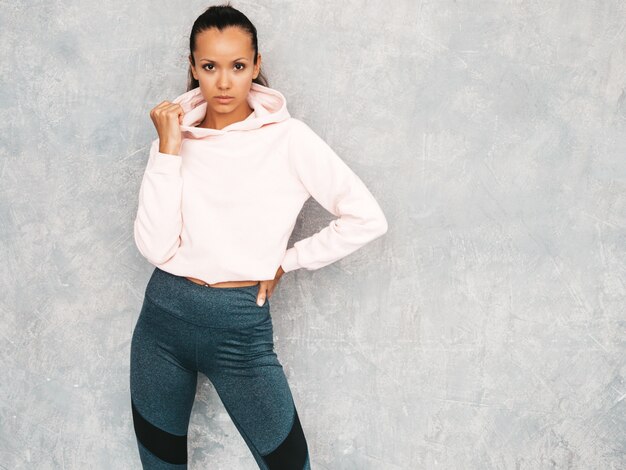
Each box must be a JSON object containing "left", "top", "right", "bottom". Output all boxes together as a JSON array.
[{"left": 189, "top": 55, "right": 198, "bottom": 80}]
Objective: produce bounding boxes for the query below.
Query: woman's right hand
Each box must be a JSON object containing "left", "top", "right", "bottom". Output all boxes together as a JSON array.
[{"left": 150, "top": 101, "right": 185, "bottom": 156}]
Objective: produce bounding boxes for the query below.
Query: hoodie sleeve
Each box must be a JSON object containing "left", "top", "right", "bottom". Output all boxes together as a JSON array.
[
  {"left": 280, "top": 119, "right": 388, "bottom": 273},
  {"left": 133, "top": 139, "right": 183, "bottom": 265}
]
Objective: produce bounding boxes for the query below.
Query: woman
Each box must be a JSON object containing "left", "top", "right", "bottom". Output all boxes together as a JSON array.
[{"left": 130, "top": 4, "right": 388, "bottom": 469}]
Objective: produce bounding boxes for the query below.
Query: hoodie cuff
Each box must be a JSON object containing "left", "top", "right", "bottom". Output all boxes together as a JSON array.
[
  {"left": 147, "top": 151, "right": 182, "bottom": 174},
  {"left": 280, "top": 247, "right": 301, "bottom": 273}
]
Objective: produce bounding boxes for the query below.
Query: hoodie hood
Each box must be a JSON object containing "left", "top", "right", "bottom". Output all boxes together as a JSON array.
[{"left": 171, "top": 82, "right": 291, "bottom": 138}]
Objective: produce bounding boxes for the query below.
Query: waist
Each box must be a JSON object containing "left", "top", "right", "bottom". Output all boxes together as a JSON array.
[
  {"left": 185, "top": 276, "right": 260, "bottom": 288},
  {"left": 145, "top": 268, "right": 268, "bottom": 329}
]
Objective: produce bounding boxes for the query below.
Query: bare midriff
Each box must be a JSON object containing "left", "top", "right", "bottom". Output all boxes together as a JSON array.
[{"left": 185, "top": 276, "right": 259, "bottom": 288}]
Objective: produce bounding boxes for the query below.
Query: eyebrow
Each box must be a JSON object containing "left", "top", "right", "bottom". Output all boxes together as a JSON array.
[{"left": 200, "top": 57, "right": 248, "bottom": 62}]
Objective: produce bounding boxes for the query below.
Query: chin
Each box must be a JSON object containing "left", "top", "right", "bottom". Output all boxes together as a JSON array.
[{"left": 213, "top": 101, "right": 239, "bottom": 112}]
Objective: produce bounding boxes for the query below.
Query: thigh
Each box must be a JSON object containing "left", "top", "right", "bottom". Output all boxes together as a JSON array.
[
  {"left": 211, "top": 364, "right": 310, "bottom": 470},
  {"left": 198, "top": 309, "right": 310, "bottom": 469},
  {"left": 130, "top": 296, "right": 199, "bottom": 468}
]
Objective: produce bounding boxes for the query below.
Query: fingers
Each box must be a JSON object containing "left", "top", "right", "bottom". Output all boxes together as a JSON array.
[
  {"left": 257, "top": 281, "right": 278, "bottom": 307},
  {"left": 150, "top": 102, "right": 184, "bottom": 124},
  {"left": 256, "top": 283, "right": 267, "bottom": 307}
]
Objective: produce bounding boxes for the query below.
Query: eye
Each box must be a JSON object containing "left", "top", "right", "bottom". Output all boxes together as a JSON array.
[{"left": 201, "top": 63, "right": 245, "bottom": 71}]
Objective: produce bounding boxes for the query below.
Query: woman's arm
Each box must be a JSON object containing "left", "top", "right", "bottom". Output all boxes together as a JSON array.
[
  {"left": 280, "top": 119, "right": 388, "bottom": 273},
  {"left": 133, "top": 139, "right": 183, "bottom": 265}
]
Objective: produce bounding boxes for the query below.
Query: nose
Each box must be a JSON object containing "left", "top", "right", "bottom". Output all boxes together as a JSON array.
[{"left": 217, "top": 72, "right": 231, "bottom": 90}]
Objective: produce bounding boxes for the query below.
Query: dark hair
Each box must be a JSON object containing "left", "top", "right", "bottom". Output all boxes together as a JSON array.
[{"left": 187, "top": 3, "right": 269, "bottom": 91}]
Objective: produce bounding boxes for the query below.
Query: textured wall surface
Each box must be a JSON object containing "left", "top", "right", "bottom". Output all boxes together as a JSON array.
[{"left": 1, "top": 1, "right": 625, "bottom": 469}]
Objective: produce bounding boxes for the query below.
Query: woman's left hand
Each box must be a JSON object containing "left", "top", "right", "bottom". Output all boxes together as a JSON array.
[{"left": 256, "top": 265, "right": 285, "bottom": 306}]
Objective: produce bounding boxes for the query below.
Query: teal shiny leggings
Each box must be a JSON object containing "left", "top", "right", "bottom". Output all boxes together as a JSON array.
[{"left": 130, "top": 267, "right": 310, "bottom": 469}]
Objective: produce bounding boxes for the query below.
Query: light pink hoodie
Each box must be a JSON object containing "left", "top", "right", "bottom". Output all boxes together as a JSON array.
[{"left": 134, "top": 83, "right": 388, "bottom": 284}]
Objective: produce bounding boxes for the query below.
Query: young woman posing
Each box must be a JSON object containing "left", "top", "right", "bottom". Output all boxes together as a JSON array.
[{"left": 130, "top": 4, "right": 388, "bottom": 469}]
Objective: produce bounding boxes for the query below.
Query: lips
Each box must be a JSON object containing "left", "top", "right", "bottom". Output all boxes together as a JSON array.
[{"left": 215, "top": 96, "right": 234, "bottom": 104}]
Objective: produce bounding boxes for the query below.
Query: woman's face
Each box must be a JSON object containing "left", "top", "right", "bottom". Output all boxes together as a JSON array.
[{"left": 189, "top": 26, "right": 261, "bottom": 117}]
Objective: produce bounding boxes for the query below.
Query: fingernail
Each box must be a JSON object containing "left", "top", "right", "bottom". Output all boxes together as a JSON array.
[{"left": 257, "top": 298, "right": 264, "bottom": 307}]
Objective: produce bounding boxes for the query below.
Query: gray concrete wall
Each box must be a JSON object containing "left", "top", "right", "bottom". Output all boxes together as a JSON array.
[{"left": 1, "top": 0, "right": 624, "bottom": 468}]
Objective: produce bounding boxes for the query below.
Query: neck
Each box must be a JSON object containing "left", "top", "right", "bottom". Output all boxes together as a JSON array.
[{"left": 200, "top": 102, "right": 254, "bottom": 130}]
